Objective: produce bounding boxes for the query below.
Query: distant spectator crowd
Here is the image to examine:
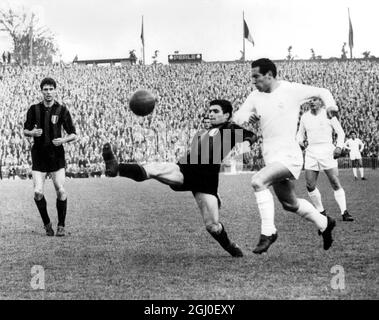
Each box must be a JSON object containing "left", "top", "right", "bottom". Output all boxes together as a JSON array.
[{"left": 0, "top": 59, "right": 378, "bottom": 177}]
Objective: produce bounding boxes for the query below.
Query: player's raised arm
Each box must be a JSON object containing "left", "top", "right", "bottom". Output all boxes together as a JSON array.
[
  {"left": 232, "top": 92, "right": 259, "bottom": 127},
  {"left": 296, "top": 115, "right": 306, "bottom": 147},
  {"left": 330, "top": 117, "right": 346, "bottom": 149},
  {"left": 292, "top": 83, "right": 338, "bottom": 117}
]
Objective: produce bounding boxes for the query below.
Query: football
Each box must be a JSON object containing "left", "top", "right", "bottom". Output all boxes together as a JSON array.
[{"left": 129, "top": 89, "right": 156, "bottom": 116}]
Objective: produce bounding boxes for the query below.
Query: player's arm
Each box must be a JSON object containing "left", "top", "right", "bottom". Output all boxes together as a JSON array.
[
  {"left": 23, "top": 106, "right": 42, "bottom": 137},
  {"left": 229, "top": 122, "right": 257, "bottom": 152},
  {"left": 52, "top": 107, "right": 78, "bottom": 146},
  {"left": 296, "top": 116, "right": 306, "bottom": 148},
  {"left": 293, "top": 83, "right": 338, "bottom": 117},
  {"left": 232, "top": 92, "right": 259, "bottom": 127},
  {"left": 344, "top": 140, "right": 351, "bottom": 151},
  {"left": 331, "top": 117, "right": 345, "bottom": 158}
]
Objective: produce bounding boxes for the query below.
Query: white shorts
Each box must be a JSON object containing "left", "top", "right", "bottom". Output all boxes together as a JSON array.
[
  {"left": 263, "top": 145, "right": 303, "bottom": 180},
  {"left": 304, "top": 152, "right": 337, "bottom": 171},
  {"left": 350, "top": 153, "right": 362, "bottom": 161}
]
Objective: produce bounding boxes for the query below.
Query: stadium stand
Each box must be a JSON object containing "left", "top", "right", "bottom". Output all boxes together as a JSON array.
[{"left": 0, "top": 60, "right": 378, "bottom": 177}]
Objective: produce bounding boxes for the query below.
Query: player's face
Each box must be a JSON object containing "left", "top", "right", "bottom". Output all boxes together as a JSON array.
[
  {"left": 203, "top": 119, "right": 212, "bottom": 129},
  {"left": 41, "top": 84, "right": 56, "bottom": 103},
  {"left": 209, "top": 105, "right": 228, "bottom": 125},
  {"left": 351, "top": 133, "right": 356, "bottom": 139},
  {"left": 309, "top": 97, "right": 322, "bottom": 112},
  {"left": 251, "top": 67, "right": 271, "bottom": 92}
]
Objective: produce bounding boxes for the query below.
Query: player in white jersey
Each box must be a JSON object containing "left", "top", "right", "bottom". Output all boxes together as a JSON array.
[
  {"left": 345, "top": 131, "right": 366, "bottom": 180},
  {"left": 296, "top": 97, "right": 354, "bottom": 222},
  {"left": 233, "top": 58, "right": 336, "bottom": 254}
]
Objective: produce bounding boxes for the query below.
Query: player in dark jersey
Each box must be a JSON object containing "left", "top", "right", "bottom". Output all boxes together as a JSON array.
[
  {"left": 23, "top": 78, "right": 77, "bottom": 237},
  {"left": 102, "top": 99, "right": 256, "bottom": 257}
]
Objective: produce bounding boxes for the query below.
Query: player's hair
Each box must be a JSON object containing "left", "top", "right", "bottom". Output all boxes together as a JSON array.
[
  {"left": 209, "top": 99, "right": 233, "bottom": 120},
  {"left": 203, "top": 116, "right": 210, "bottom": 121},
  {"left": 40, "top": 77, "right": 57, "bottom": 90},
  {"left": 251, "top": 58, "right": 277, "bottom": 78}
]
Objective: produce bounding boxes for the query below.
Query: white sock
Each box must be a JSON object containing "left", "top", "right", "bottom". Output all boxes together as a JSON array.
[
  {"left": 255, "top": 189, "right": 276, "bottom": 236},
  {"left": 295, "top": 199, "right": 327, "bottom": 232},
  {"left": 308, "top": 188, "right": 324, "bottom": 212},
  {"left": 353, "top": 168, "right": 357, "bottom": 177},
  {"left": 359, "top": 167, "right": 364, "bottom": 177},
  {"left": 334, "top": 188, "right": 347, "bottom": 215}
]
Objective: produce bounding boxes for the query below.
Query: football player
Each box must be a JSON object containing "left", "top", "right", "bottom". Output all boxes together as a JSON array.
[
  {"left": 233, "top": 58, "right": 337, "bottom": 254},
  {"left": 102, "top": 100, "right": 256, "bottom": 257},
  {"left": 24, "top": 78, "right": 77, "bottom": 236},
  {"left": 345, "top": 131, "right": 366, "bottom": 180},
  {"left": 296, "top": 97, "right": 354, "bottom": 221}
]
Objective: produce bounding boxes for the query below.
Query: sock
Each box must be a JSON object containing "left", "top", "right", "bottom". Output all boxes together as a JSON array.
[
  {"left": 308, "top": 188, "right": 324, "bottom": 212},
  {"left": 359, "top": 167, "right": 364, "bottom": 178},
  {"left": 295, "top": 199, "right": 327, "bottom": 232},
  {"left": 208, "top": 223, "right": 232, "bottom": 249},
  {"left": 255, "top": 189, "right": 276, "bottom": 236},
  {"left": 334, "top": 188, "right": 347, "bottom": 215},
  {"left": 57, "top": 199, "right": 67, "bottom": 227},
  {"left": 34, "top": 196, "right": 50, "bottom": 226},
  {"left": 353, "top": 168, "right": 357, "bottom": 177},
  {"left": 119, "top": 164, "right": 148, "bottom": 181}
]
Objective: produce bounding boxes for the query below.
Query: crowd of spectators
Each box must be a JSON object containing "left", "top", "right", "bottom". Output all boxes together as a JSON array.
[{"left": 0, "top": 59, "right": 378, "bottom": 177}]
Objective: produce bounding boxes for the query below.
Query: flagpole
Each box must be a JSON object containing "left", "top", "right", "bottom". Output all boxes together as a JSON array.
[
  {"left": 348, "top": 8, "right": 352, "bottom": 59},
  {"left": 243, "top": 11, "right": 245, "bottom": 62},
  {"left": 142, "top": 15, "right": 145, "bottom": 65}
]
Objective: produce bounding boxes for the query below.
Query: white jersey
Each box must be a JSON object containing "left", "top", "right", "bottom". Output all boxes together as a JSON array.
[
  {"left": 296, "top": 109, "right": 345, "bottom": 155},
  {"left": 345, "top": 138, "right": 364, "bottom": 160},
  {"left": 233, "top": 80, "right": 338, "bottom": 177}
]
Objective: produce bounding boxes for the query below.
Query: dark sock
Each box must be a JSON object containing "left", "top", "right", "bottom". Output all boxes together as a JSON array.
[
  {"left": 118, "top": 163, "right": 148, "bottom": 182},
  {"left": 57, "top": 199, "right": 67, "bottom": 227},
  {"left": 208, "top": 224, "right": 232, "bottom": 249},
  {"left": 34, "top": 197, "right": 50, "bottom": 225}
]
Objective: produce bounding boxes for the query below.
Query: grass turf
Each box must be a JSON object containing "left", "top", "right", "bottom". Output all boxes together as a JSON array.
[{"left": 0, "top": 169, "right": 378, "bottom": 299}]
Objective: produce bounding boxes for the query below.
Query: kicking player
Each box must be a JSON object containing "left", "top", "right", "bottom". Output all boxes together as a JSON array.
[
  {"left": 24, "top": 78, "right": 77, "bottom": 236},
  {"left": 296, "top": 97, "right": 354, "bottom": 221},
  {"left": 102, "top": 100, "right": 256, "bottom": 257},
  {"left": 345, "top": 131, "right": 366, "bottom": 180},
  {"left": 233, "top": 58, "right": 337, "bottom": 254}
]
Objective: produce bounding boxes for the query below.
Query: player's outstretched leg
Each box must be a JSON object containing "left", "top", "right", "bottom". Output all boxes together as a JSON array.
[
  {"left": 194, "top": 193, "right": 243, "bottom": 257},
  {"left": 102, "top": 143, "right": 119, "bottom": 177},
  {"left": 318, "top": 216, "right": 336, "bottom": 250},
  {"left": 208, "top": 223, "right": 243, "bottom": 257},
  {"left": 102, "top": 143, "right": 148, "bottom": 181}
]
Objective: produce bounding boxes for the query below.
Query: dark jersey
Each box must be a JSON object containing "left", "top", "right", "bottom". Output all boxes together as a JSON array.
[
  {"left": 24, "top": 101, "right": 76, "bottom": 172},
  {"left": 179, "top": 121, "right": 256, "bottom": 173},
  {"left": 24, "top": 101, "right": 76, "bottom": 149}
]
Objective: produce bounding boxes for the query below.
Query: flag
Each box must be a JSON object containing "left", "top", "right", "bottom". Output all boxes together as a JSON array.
[
  {"left": 140, "top": 17, "right": 144, "bottom": 46},
  {"left": 348, "top": 9, "right": 353, "bottom": 49},
  {"left": 244, "top": 19, "right": 254, "bottom": 46}
]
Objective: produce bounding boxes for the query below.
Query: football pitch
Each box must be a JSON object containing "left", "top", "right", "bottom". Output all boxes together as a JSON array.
[{"left": 0, "top": 170, "right": 378, "bottom": 300}]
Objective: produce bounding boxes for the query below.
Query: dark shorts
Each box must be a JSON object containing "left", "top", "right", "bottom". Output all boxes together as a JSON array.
[
  {"left": 169, "top": 163, "right": 219, "bottom": 197},
  {"left": 32, "top": 145, "right": 65, "bottom": 173}
]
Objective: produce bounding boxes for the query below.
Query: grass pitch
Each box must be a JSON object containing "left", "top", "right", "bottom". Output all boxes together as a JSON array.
[{"left": 0, "top": 170, "right": 378, "bottom": 300}]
